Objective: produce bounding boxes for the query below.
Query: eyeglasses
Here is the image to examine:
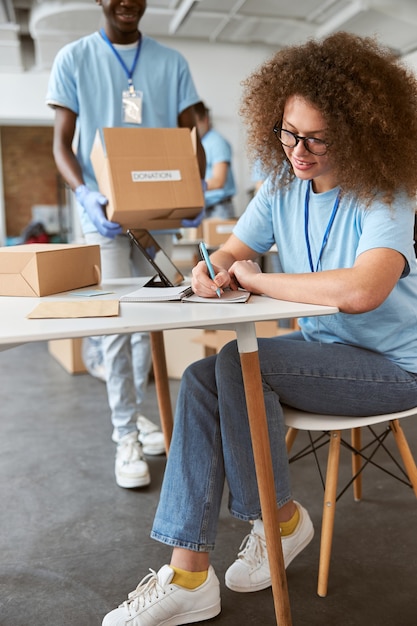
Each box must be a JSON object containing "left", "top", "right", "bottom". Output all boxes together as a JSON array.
[{"left": 273, "top": 124, "right": 329, "bottom": 156}]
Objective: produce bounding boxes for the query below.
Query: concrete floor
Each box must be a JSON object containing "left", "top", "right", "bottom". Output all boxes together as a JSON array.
[{"left": 0, "top": 341, "right": 416, "bottom": 626}]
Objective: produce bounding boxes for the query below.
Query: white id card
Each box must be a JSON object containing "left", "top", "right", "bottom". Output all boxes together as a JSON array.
[{"left": 122, "top": 90, "right": 143, "bottom": 124}]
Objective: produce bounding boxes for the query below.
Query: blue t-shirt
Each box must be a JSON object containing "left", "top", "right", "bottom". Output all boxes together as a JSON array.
[
  {"left": 202, "top": 128, "right": 236, "bottom": 208},
  {"left": 46, "top": 32, "right": 200, "bottom": 233},
  {"left": 233, "top": 177, "right": 417, "bottom": 373}
]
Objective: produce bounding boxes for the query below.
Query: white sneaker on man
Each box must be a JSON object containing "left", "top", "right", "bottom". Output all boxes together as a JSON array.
[
  {"left": 115, "top": 431, "right": 150, "bottom": 489},
  {"left": 112, "top": 415, "right": 165, "bottom": 456},
  {"left": 136, "top": 415, "right": 166, "bottom": 455},
  {"left": 102, "top": 564, "right": 221, "bottom": 626},
  {"left": 225, "top": 501, "right": 314, "bottom": 593}
]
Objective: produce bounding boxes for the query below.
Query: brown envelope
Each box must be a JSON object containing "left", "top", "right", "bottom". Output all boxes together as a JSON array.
[{"left": 27, "top": 300, "right": 119, "bottom": 319}]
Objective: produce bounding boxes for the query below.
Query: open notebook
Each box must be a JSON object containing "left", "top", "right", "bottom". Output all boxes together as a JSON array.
[{"left": 120, "top": 285, "right": 250, "bottom": 303}]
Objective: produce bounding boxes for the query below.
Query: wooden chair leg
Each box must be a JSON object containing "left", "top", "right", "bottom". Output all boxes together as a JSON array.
[
  {"left": 318, "top": 430, "right": 341, "bottom": 597},
  {"left": 389, "top": 419, "right": 417, "bottom": 498},
  {"left": 286, "top": 427, "right": 299, "bottom": 453},
  {"left": 351, "top": 428, "right": 362, "bottom": 501}
]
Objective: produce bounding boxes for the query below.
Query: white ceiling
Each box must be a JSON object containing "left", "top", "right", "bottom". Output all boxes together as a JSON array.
[{"left": 2, "top": 0, "right": 417, "bottom": 73}]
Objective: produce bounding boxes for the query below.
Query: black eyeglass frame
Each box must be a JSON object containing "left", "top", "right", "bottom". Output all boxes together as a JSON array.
[{"left": 273, "top": 123, "right": 330, "bottom": 156}]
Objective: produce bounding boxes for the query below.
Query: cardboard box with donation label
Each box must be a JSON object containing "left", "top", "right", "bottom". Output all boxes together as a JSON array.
[
  {"left": 0, "top": 243, "right": 101, "bottom": 296},
  {"left": 90, "top": 127, "right": 204, "bottom": 230}
]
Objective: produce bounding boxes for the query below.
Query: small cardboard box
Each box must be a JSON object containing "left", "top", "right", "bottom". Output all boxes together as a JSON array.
[
  {"left": 192, "top": 321, "right": 280, "bottom": 356},
  {"left": 48, "top": 338, "right": 87, "bottom": 374},
  {"left": 179, "top": 225, "right": 203, "bottom": 241},
  {"left": 163, "top": 328, "right": 206, "bottom": 380},
  {"left": 0, "top": 243, "right": 101, "bottom": 297},
  {"left": 163, "top": 321, "right": 300, "bottom": 380},
  {"left": 90, "top": 127, "right": 204, "bottom": 230},
  {"left": 202, "top": 218, "right": 237, "bottom": 248},
  {"left": 164, "top": 322, "right": 281, "bottom": 380}
]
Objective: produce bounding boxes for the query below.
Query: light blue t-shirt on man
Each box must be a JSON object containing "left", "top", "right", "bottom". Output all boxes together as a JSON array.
[
  {"left": 233, "top": 176, "right": 417, "bottom": 373},
  {"left": 46, "top": 32, "right": 201, "bottom": 233}
]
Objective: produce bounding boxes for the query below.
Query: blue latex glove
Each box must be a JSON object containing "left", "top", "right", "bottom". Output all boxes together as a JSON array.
[
  {"left": 181, "top": 208, "right": 206, "bottom": 228},
  {"left": 75, "top": 185, "right": 123, "bottom": 239},
  {"left": 181, "top": 180, "right": 207, "bottom": 227}
]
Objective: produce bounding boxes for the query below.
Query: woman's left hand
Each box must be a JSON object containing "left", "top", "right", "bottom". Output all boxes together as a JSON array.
[{"left": 229, "top": 260, "right": 262, "bottom": 293}]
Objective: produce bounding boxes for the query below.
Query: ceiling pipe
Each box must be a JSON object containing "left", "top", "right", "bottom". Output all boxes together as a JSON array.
[{"left": 169, "top": 0, "right": 200, "bottom": 35}]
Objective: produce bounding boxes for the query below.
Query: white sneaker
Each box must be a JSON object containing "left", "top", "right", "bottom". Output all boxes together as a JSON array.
[
  {"left": 225, "top": 501, "right": 314, "bottom": 593},
  {"left": 137, "top": 415, "right": 166, "bottom": 456},
  {"left": 115, "top": 432, "right": 151, "bottom": 489},
  {"left": 102, "top": 564, "right": 221, "bottom": 626},
  {"left": 112, "top": 415, "right": 165, "bottom": 456}
]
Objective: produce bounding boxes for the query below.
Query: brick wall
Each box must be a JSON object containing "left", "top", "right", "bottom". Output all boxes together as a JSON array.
[{"left": 1, "top": 126, "right": 59, "bottom": 237}]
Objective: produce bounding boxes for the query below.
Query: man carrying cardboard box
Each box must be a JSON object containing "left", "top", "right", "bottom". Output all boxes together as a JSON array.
[{"left": 46, "top": 0, "right": 205, "bottom": 489}]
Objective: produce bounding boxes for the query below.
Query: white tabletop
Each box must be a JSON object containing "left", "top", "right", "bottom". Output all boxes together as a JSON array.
[{"left": 0, "top": 278, "right": 338, "bottom": 346}]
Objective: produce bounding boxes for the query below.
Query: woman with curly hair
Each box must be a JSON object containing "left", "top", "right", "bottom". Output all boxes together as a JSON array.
[{"left": 103, "top": 32, "right": 417, "bottom": 626}]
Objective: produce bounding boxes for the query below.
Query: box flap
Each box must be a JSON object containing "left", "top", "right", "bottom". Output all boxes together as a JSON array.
[
  {"left": 190, "top": 126, "right": 197, "bottom": 155},
  {"left": 91, "top": 132, "right": 115, "bottom": 214},
  {"left": 21, "top": 254, "right": 42, "bottom": 294},
  {"left": 0, "top": 275, "right": 38, "bottom": 296}
]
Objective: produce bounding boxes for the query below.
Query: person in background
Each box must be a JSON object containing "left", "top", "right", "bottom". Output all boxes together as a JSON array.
[
  {"left": 194, "top": 101, "right": 236, "bottom": 220},
  {"left": 46, "top": 0, "right": 205, "bottom": 489},
  {"left": 102, "top": 32, "right": 417, "bottom": 626},
  {"left": 249, "top": 159, "right": 266, "bottom": 197},
  {"left": 414, "top": 212, "right": 417, "bottom": 257}
]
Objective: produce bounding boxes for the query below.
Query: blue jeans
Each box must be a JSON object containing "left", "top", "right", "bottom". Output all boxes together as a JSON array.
[
  {"left": 84, "top": 232, "right": 172, "bottom": 438},
  {"left": 151, "top": 333, "right": 417, "bottom": 552}
]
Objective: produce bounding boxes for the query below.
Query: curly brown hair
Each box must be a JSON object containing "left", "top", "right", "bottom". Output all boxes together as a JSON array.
[{"left": 240, "top": 32, "right": 417, "bottom": 205}]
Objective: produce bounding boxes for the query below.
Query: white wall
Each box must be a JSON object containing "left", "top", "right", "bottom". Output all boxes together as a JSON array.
[
  {"left": 163, "top": 38, "right": 273, "bottom": 214},
  {"left": 0, "top": 38, "right": 274, "bottom": 243}
]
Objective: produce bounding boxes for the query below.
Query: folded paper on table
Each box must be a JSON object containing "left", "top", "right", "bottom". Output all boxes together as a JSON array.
[
  {"left": 120, "top": 286, "right": 250, "bottom": 303},
  {"left": 27, "top": 300, "right": 120, "bottom": 319}
]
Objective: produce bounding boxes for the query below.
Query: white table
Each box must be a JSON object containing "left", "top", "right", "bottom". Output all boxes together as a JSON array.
[{"left": 0, "top": 278, "right": 338, "bottom": 626}]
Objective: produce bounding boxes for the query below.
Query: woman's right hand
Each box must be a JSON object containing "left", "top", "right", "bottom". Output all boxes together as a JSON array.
[{"left": 191, "top": 260, "right": 231, "bottom": 298}]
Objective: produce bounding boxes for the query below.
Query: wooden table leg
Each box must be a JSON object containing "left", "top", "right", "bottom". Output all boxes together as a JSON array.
[
  {"left": 150, "top": 331, "right": 173, "bottom": 454},
  {"left": 236, "top": 322, "right": 292, "bottom": 626},
  {"left": 150, "top": 324, "right": 292, "bottom": 624}
]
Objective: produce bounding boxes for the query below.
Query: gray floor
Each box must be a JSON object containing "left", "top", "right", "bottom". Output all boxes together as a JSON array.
[{"left": 1, "top": 342, "right": 416, "bottom": 626}]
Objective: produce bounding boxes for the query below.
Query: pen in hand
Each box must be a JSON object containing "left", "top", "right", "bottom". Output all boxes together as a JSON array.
[{"left": 199, "top": 241, "right": 221, "bottom": 298}]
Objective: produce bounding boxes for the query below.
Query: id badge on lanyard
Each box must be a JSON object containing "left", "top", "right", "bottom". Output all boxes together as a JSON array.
[
  {"left": 100, "top": 28, "right": 143, "bottom": 124},
  {"left": 122, "top": 89, "right": 143, "bottom": 124}
]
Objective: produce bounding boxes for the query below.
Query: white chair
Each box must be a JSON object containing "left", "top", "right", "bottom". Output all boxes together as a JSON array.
[{"left": 284, "top": 405, "right": 417, "bottom": 597}]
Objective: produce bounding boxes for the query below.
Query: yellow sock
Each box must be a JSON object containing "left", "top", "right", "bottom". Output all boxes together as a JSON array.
[
  {"left": 171, "top": 566, "right": 208, "bottom": 589},
  {"left": 280, "top": 507, "right": 300, "bottom": 537}
]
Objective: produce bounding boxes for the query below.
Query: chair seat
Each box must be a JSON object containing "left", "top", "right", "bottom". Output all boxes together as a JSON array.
[
  {"left": 284, "top": 403, "right": 417, "bottom": 597},
  {"left": 283, "top": 405, "right": 417, "bottom": 431}
]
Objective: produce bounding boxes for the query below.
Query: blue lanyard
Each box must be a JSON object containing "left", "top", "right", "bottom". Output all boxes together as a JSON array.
[
  {"left": 100, "top": 28, "right": 142, "bottom": 93},
  {"left": 304, "top": 180, "right": 340, "bottom": 272}
]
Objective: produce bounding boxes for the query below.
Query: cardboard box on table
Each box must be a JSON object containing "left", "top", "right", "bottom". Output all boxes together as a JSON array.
[
  {"left": 0, "top": 243, "right": 101, "bottom": 297},
  {"left": 90, "top": 127, "right": 204, "bottom": 231}
]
